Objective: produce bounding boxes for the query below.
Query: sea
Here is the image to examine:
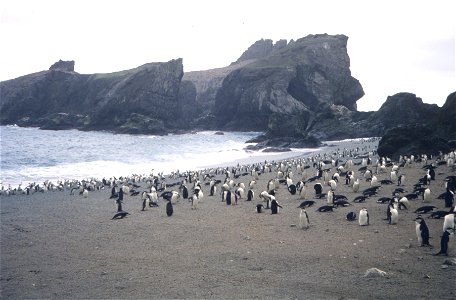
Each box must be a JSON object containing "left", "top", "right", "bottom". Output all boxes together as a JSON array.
[{"left": 0, "top": 125, "right": 323, "bottom": 188}]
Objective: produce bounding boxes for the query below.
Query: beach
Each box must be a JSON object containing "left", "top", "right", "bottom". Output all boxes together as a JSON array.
[{"left": 1, "top": 138, "right": 455, "bottom": 299}]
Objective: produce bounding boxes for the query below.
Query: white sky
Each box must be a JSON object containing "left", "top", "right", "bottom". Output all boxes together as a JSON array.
[{"left": 1, "top": 0, "right": 454, "bottom": 111}]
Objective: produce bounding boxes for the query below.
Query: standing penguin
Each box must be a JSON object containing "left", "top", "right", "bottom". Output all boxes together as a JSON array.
[
  {"left": 182, "top": 185, "right": 189, "bottom": 200},
  {"left": 191, "top": 194, "right": 199, "bottom": 210},
  {"left": 443, "top": 213, "right": 455, "bottom": 232},
  {"left": 299, "top": 208, "right": 310, "bottom": 229},
  {"left": 166, "top": 200, "right": 173, "bottom": 217},
  {"left": 224, "top": 190, "right": 232, "bottom": 205},
  {"left": 415, "top": 216, "right": 432, "bottom": 246},
  {"left": 422, "top": 188, "right": 431, "bottom": 203},
  {"left": 352, "top": 179, "right": 360, "bottom": 193},
  {"left": 434, "top": 229, "right": 451, "bottom": 256},
  {"left": 210, "top": 182, "right": 217, "bottom": 197},
  {"left": 390, "top": 206, "right": 399, "bottom": 225},
  {"left": 359, "top": 208, "right": 369, "bottom": 226},
  {"left": 270, "top": 198, "right": 282, "bottom": 214},
  {"left": 444, "top": 188, "right": 454, "bottom": 208},
  {"left": 327, "top": 190, "right": 334, "bottom": 205},
  {"left": 246, "top": 189, "right": 254, "bottom": 201}
]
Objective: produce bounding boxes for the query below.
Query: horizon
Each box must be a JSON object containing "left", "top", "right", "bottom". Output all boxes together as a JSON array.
[{"left": 1, "top": 0, "right": 454, "bottom": 112}]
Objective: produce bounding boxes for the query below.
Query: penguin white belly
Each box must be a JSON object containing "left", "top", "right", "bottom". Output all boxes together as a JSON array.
[{"left": 416, "top": 223, "right": 423, "bottom": 244}]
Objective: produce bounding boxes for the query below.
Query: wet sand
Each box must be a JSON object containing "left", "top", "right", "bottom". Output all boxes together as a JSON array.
[{"left": 1, "top": 139, "right": 455, "bottom": 299}]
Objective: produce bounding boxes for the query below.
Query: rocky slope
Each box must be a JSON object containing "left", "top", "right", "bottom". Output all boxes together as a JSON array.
[
  {"left": 377, "top": 92, "right": 456, "bottom": 159},
  {"left": 0, "top": 59, "right": 184, "bottom": 134}
]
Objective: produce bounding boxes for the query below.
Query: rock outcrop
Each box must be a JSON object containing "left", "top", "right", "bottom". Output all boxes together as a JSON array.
[
  {"left": 213, "top": 34, "right": 364, "bottom": 131},
  {"left": 377, "top": 125, "right": 452, "bottom": 160},
  {"left": 0, "top": 59, "right": 183, "bottom": 134},
  {"left": 1, "top": 35, "right": 453, "bottom": 153},
  {"left": 49, "top": 60, "right": 75, "bottom": 72},
  {"left": 376, "top": 92, "right": 456, "bottom": 159}
]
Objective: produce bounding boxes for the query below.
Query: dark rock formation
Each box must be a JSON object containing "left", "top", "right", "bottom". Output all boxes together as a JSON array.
[
  {"left": 49, "top": 60, "right": 75, "bottom": 72},
  {"left": 0, "top": 59, "right": 184, "bottom": 134},
  {"left": 377, "top": 91, "right": 456, "bottom": 159},
  {"left": 1, "top": 34, "right": 453, "bottom": 156},
  {"left": 431, "top": 91, "right": 456, "bottom": 141},
  {"left": 377, "top": 125, "right": 452, "bottom": 160},
  {"left": 233, "top": 39, "right": 288, "bottom": 64},
  {"left": 213, "top": 34, "right": 364, "bottom": 131}
]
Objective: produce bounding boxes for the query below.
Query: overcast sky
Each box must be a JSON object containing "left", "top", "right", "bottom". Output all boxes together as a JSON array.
[{"left": 1, "top": 0, "right": 454, "bottom": 111}]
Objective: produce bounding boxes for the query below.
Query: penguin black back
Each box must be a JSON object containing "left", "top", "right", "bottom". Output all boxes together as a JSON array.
[{"left": 166, "top": 201, "right": 173, "bottom": 217}]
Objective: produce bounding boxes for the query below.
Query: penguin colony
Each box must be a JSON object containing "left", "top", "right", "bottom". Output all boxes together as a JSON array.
[{"left": 2, "top": 138, "right": 455, "bottom": 257}]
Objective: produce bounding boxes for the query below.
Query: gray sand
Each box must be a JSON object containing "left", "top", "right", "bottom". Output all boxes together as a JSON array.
[{"left": 1, "top": 139, "right": 455, "bottom": 299}]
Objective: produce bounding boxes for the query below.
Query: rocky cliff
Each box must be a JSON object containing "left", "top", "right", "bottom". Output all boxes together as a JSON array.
[
  {"left": 1, "top": 35, "right": 453, "bottom": 151},
  {"left": 212, "top": 34, "right": 364, "bottom": 131},
  {"left": 376, "top": 92, "right": 456, "bottom": 159},
  {"left": 0, "top": 59, "right": 183, "bottom": 134}
]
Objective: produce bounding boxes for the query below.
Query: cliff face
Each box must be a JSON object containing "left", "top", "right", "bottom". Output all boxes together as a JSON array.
[
  {"left": 375, "top": 92, "right": 455, "bottom": 160},
  {"left": 0, "top": 59, "right": 183, "bottom": 134},
  {"left": 1, "top": 36, "right": 453, "bottom": 148},
  {"left": 212, "top": 34, "right": 364, "bottom": 131}
]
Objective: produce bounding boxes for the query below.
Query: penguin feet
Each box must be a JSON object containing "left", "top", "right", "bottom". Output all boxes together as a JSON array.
[{"left": 433, "top": 252, "right": 447, "bottom": 256}]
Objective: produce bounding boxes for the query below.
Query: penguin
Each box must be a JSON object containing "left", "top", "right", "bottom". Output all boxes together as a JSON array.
[
  {"left": 170, "top": 190, "right": 180, "bottom": 204},
  {"left": 160, "top": 191, "right": 173, "bottom": 201},
  {"left": 288, "top": 184, "right": 297, "bottom": 195},
  {"left": 297, "top": 200, "right": 316, "bottom": 209},
  {"left": 422, "top": 188, "right": 431, "bottom": 202},
  {"left": 352, "top": 179, "right": 360, "bottom": 193},
  {"left": 210, "top": 183, "right": 217, "bottom": 197},
  {"left": 434, "top": 229, "right": 451, "bottom": 256},
  {"left": 235, "top": 187, "right": 244, "bottom": 200},
  {"left": 328, "top": 179, "right": 337, "bottom": 191},
  {"left": 443, "top": 188, "right": 454, "bottom": 208},
  {"left": 398, "top": 197, "right": 410, "bottom": 210},
  {"left": 141, "top": 193, "right": 149, "bottom": 211},
  {"left": 443, "top": 213, "right": 455, "bottom": 232},
  {"left": 327, "top": 190, "right": 334, "bottom": 204},
  {"left": 298, "top": 184, "right": 307, "bottom": 199},
  {"left": 256, "top": 204, "right": 264, "bottom": 213},
  {"left": 270, "top": 198, "right": 282, "bottom": 214},
  {"left": 182, "top": 185, "right": 189, "bottom": 199},
  {"left": 224, "top": 190, "right": 232, "bottom": 205},
  {"left": 389, "top": 206, "right": 399, "bottom": 225},
  {"left": 246, "top": 189, "right": 254, "bottom": 201},
  {"left": 112, "top": 210, "right": 129, "bottom": 219},
  {"left": 353, "top": 195, "right": 368, "bottom": 203},
  {"left": 333, "top": 199, "right": 350, "bottom": 207},
  {"left": 317, "top": 205, "right": 335, "bottom": 212},
  {"left": 112, "top": 198, "right": 128, "bottom": 219},
  {"left": 397, "top": 174, "right": 405, "bottom": 186},
  {"left": 428, "top": 211, "right": 449, "bottom": 219},
  {"left": 415, "top": 216, "right": 431, "bottom": 246},
  {"left": 414, "top": 205, "right": 438, "bottom": 214},
  {"left": 299, "top": 208, "right": 310, "bottom": 229},
  {"left": 82, "top": 188, "right": 89, "bottom": 198},
  {"left": 191, "top": 194, "right": 199, "bottom": 210},
  {"left": 359, "top": 208, "right": 369, "bottom": 226},
  {"left": 166, "top": 201, "right": 173, "bottom": 217},
  {"left": 377, "top": 197, "right": 393, "bottom": 204},
  {"left": 314, "top": 183, "right": 323, "bottom": 195},
  {"left": 346, "top": 211, "right": 357, "bottom": 221}
]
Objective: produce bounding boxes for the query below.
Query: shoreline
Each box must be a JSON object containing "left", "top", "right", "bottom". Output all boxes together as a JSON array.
[
  {"left": 1, "top": 137, "right": 455, "bottom": 299},
  {"left": 1, "top": 137, "right": 378, "bottom": 193}
]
